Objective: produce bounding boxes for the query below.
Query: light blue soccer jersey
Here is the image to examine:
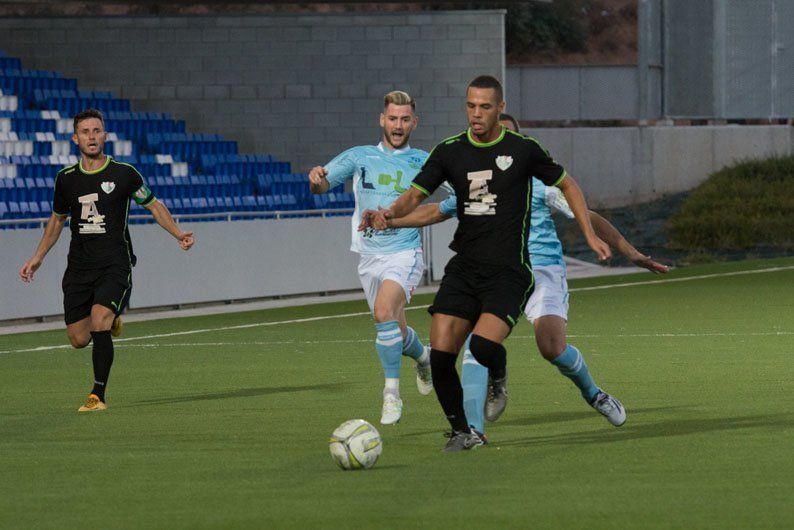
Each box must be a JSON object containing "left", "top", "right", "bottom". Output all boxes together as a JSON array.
[
  {"left": 438, "top": 178, "right": 574, "bottom": 267},
  {"left": 325, "top": 143, "right": 428, "bottom": 254}
]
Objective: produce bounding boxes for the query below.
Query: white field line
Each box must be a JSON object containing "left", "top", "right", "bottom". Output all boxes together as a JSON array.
[
  {"left": 112, "top": 331, "right": 793, "bottom": 349},
  {"left": 1, "top": 265, "right": 792, "bottom": 356}
]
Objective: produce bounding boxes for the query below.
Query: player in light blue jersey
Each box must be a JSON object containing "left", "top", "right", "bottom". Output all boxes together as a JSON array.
[
  {"left": 382, "top": 114, "right": 668, "bottom": 438},
  {"left": 307, "top": 91, "right": 432, "bottom": 425}
]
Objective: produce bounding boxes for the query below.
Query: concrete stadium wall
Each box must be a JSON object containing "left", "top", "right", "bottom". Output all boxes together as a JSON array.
[
  {"left": 506, "top": 65, "right": 650, "bottom": 121},
  {"left": 0, "top": 217, "right": 362, "bottom": 321},
  {"left": 527, "top": 125, "right": 793, "bottom": 207},
  {"left": 0, "top": 11, "right": 505, "bottom": 172},
  {"left": 0, "top": 215, "right": 464, "bottom": 321}
]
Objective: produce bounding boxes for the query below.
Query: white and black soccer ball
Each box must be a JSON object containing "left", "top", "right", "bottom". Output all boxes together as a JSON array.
[{"left": 329, "top": 419, "right": 382, "bottom": 470}]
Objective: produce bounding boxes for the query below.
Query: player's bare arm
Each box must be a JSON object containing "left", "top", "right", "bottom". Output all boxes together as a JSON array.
[
  {"left": 556, "top": 175, "right": 611, "bottom": 261},
  {"left": 388, "top": 203, "right": 450, "bottom": 229},
  {"left": 307, "top": 166, "right": 330, "bottom": 194},
  {"left": 588, "top": 211, "right": 668, "bottom": 274},
  {"left": 144, "top": 199, "right": 194, "bottom": 250},
  {"left": 19, "top": 212, "right": 68, "bottom": 283}
]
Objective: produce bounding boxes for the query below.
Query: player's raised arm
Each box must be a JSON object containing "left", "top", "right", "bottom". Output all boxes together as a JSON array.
[
  {"left": 309, "top": 148, "right": 357, "bottom": 195},
  {"left": 588, "top": 211, "right": 668, "bottom": 273},
  {"left": 19, "top": 212, "right": 68, "bottom": 282}
]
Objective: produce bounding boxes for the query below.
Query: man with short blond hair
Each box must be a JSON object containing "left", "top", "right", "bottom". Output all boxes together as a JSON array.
[{"left": 307, "top": 91, "right": 432, "bottom": 425}]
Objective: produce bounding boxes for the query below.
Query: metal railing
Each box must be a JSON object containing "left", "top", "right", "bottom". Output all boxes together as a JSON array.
[{"left": 0, "top": 208, "right": 356, "bottom": 229}]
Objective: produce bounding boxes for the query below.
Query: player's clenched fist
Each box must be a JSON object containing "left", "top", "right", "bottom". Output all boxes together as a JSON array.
[
  {"left": 308, "top": 166, "right": 329, "bottom": 194},
  {"left": 178, "top": 231, "right": 195, "bottom": 251}
]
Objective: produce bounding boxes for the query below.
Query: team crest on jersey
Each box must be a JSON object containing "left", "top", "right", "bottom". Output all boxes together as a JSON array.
[
  {"left": 100, "top": 181, "right": 115, "bottom": 194},
  {"left": 495, "top": 155, "right": 513, "bottom": 171}
]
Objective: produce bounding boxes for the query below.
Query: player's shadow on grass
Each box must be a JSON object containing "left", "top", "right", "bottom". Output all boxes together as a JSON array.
[
  {"left": 128, "top": 383, "right": 346, "bottom": 406},
  {"left": 497, "top": 405, "right": 683, "bottom": 428},
  {"left": 399, "top": 406, "right": 680, "bottom": 439},
  {"left": 499, "top": 412, "right": 794, "bottom": 447}
]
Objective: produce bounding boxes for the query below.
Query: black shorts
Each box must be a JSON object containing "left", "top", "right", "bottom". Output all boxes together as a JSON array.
[
  {"left": 62, "top": 266, "right": 132, "bottom": 325},
  {"left": 429, "top": 254, "right": 534, "bottom": 328}
]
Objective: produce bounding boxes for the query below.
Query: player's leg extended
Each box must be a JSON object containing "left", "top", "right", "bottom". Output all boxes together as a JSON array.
[
  {"left": 396, "top": 307, "right": 432, "bottom": 396},
  {"left": 461, "top": 334, "right": 488, "bottom": 434},
  {"left": 373, "top": 280, "right": 409, "bottom": 424},
  {"left": 535, "top": 316, "right": 626, "bottom": 426}
]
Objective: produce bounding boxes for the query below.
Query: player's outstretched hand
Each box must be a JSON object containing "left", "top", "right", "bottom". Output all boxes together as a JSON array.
[
  {"left": 178, "top": 231, "right": 194, "bottom": 251},
  {"left": 308, "top": 166, "right": 328, "bottom": 186},
  {"left": 588, "top": 235, "right": 612, "bottom": 262},
  {"left": 19, "top": 257, "right": 42, "bottom": 283},
  {"left": 632, "top": 254, "right": 669, "bottom": 274}
]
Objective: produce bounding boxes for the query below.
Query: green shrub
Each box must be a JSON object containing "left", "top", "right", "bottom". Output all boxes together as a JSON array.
[{"left": 666, "top": 156, "right": 794, "bottom": 251}]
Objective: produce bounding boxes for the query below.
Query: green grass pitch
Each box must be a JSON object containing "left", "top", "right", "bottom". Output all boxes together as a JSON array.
[{"left": 1, "top": 258, "right": 793, "bottom": 529}]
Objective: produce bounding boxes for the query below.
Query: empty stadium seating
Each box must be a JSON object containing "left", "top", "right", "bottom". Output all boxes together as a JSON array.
[{"left": 0, "top": 49, "right": 352, "bottom": 228}]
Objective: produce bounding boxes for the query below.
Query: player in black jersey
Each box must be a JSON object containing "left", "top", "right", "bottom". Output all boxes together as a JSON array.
[
  {"left": 19, "top": 109, "right": 194, "bottom": 412},
  {"left": 361, "top": 76, "right": 611, "bottom": 451}
]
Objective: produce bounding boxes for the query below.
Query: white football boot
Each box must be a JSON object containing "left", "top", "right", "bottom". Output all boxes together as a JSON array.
[
  {"left": 380, "top": 392, "right": 403, "bottom": 425},
  {"left": 590, "top": 391, "right": 627, "bottom": 426}
]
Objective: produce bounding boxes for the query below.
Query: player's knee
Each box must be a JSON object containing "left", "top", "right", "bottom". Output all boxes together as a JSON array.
[
  {"left": 538, "top": 335, "right": 567, "bottom": 361},
  {"left": 372, "top": 305, "right": 396, "bottom": 323},
  {"left": 67, "top": 333, "right": 90, "bottom": 349},
  {"left": 90, "top": 310, "right": 115, "bottom": 331}
]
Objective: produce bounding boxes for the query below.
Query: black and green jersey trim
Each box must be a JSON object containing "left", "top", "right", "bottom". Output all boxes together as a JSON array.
[
  {"left": 427, "top": 131, "right": 466, "bottom": 158},
  {"left": 466, "top": 126, "right": 506, "bottom": 147},
  {"left": 79, "top": 155, "right": 112, "bottom": 174},
  {"left": 551, "top": 169, "right": 568, "bottom": 187},
  {"left": 117, "top": 161, "right": 156, "bottom": 206},
  {"left": 411, "top": 182, "right": 430, "bottom": 196}
]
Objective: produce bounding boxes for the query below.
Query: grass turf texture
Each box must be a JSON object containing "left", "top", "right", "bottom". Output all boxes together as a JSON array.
[{"left": 1, "top": 258, "right": 793, "bottom": 529}]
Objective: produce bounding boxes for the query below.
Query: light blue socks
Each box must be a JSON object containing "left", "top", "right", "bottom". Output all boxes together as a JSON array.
[
  {"left": 461, "top": 334, "right": 488, "bottom": 433},
  {"left": 375, "top": 320, "right": 402, "bottom": 379},
  {"left": 551, "top": 344, "right": 599, "bottom": 402}
]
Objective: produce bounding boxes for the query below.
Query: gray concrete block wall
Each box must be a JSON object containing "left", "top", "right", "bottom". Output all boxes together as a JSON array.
[{"left": 0, "top": 11, "right": 505, "bottom": 171}]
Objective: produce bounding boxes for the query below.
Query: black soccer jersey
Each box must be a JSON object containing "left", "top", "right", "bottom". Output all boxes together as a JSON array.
[
  {"left": 412, "top": 127, "right": 566, "bottom": 270},
  {"left": 52, "top": 156, "right": 156, "bottom": 270}
]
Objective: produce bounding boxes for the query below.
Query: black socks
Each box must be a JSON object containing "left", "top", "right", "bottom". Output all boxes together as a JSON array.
[
  {"left": 430, "top": 348, "right": 470, "bottom": 433},
  {"left": 90, "top": 330, "right": 114, "bottom": 402}
]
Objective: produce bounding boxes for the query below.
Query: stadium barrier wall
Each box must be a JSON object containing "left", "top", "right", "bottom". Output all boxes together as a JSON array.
[
  {"left": 0, "top": 217, "right": 362, "bottom": 320},
  {"left": 529, "top": 124, "right": 793, "bottom": 207},
  {"left": 0, "top": 11, "right": 506, "bottom": 173},
  {"left": 506, "top": 65, "right": 650, "bottom": 121}
]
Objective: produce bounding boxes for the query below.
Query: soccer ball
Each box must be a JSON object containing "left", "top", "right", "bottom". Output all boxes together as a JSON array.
[{"left": 329, "top": 419, "right": 382, "bottom": 470}]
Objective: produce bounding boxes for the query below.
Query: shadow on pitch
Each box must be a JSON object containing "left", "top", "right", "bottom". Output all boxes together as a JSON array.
[
  {"left": 398, "top": 406, "right": 681, "bottom": 439},
  {"left": 498, "top": 412, "right": 794, "bottom": 448},
  {"left": 497, "top": 405, "right": 685, "bottom": 428},
  {"left": 127, "top": 382, "right": 346, "bottom": 407}
]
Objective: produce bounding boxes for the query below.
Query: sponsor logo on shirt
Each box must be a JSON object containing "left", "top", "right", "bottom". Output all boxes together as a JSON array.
[
  {"left": 464, "top": 170, "right": 497, "bottom": 216},
  {"left": 77, "top": 193, "right": 106, "bottom": 234}
]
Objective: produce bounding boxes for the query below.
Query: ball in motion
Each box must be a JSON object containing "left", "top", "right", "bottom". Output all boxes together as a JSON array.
[{"left": 329, "top": 419, "right": 382, "bottom": 470}]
